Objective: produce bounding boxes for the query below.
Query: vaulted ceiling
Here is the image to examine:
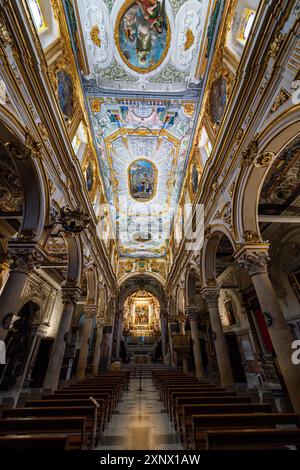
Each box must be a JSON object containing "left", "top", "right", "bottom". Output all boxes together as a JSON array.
[{"left": 66, "top": 0, "right": 214, "bottom": 260}]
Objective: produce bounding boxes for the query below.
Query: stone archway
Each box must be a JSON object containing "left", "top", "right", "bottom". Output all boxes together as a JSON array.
[{"left": 233, "top": 108, "right": 300, "bottom": 242}]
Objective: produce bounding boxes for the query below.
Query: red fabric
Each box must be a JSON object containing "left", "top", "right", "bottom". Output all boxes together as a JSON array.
[{"left": 254, "top": 308, "right": 274, "bottom": 353}]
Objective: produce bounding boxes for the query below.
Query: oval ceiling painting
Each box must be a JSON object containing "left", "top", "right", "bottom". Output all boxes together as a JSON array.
[
  {"left": 129, "top": 159, "right": 157, "bottom": 201},
  {"left": 115, "top": 0, "right": 170, "bottom": 73}
]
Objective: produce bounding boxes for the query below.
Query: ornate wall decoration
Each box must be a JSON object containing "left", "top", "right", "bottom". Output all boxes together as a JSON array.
[
  {"left": 148, "top": 63, "right": 186, "bottom": 82},
  {"left": 270, "top": 88, "right": 290, "bottom": 113},
  {"left": 86, "top": 161, "right": 94, "bottom": 192},
  {"left": 239, "top": 140, "right": 258, "bottom": 167},
  {"left": 255, "top": 152, "right": 275, "bottom": 168},
  {"left": 268, "top": 33, "right": 286, "bottom": 58},
  {"left": 57, "top": 70, "right": 74, "bottom": 119},
  {"left": 45, "top": 236, "right": 68, "bottom": 262},
  {"left": 182, "top": 102, "right": 194, "bottom": 118},
  {"left": 259, "top": 137, "right": 300, "bottom": 213},
  {"left": 76, "top": 0, "right": 113, "bottom": 71},
  {"left": 209, "top": 75, "right": 227, "bottom": 125},
  {"left": 115, "top": 0, "right": 170, "bottom": 73},
  {"left": 97, "top": 60, "right": 137, "bottom": 81},
  {"left": 0, "top": 153, "right": 23, "bottom": 213},
  {"left": 205, "top": 0, "right": 221, "bottom": 58},
  {"left": 172, "top": 0, "right": 203, "bottom": 72},
  {"left": 184, "top": 28, "right": 194, "bottom": 50},
  {"left": 191, "top": 163, "right": 199, "bottom": 194},
  {"left": 243, "top": 230, "right": 260, "bottom": 244},
  {"left": 90, "top": 25, "right": 102, "bottom": 47}
]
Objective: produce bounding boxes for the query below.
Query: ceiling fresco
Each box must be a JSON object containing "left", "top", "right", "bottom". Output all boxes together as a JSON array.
[
  {"left": 87, "top": 95, "right": 197, "bottom": 258},
  {"left": 74, "top": 0, "right": 211, "bottom": 91},
  {"left": 67, "top": 0, "right": 215, "bottom": 260}
]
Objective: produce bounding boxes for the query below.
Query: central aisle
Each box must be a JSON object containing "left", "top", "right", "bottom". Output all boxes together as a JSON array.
[{"left": 97, "top": 378, "right": 183, "bottom": 450}]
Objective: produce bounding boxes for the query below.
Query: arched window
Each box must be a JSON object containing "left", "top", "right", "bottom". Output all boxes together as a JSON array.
[
  {"left": 27, "top": 0, "right": 59, "bottom": 49},
  {"left": 198, "top": 125, "right": 212, "bottom": 166},
  {"left": 28, "top": 0, "right": 46, "bottom": 33},
  {"left": 238, "top": 8, "right": 256, "bottom": 45}
]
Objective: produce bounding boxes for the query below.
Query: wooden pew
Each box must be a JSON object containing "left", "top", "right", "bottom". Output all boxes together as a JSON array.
[
  {"left": 175, "top": 396, "right": 252, "bottom": 434},
  {"left": 205, "top": 428, "right": 300, "bottom": 450},
  {"left": 63, "top": 384, "right": 120, "bottom": 405},
  {"left": 162, "top": 385, "right": 222, "bottom": 407},
  {"left": 180, "top": 402, "right": 273, "bottom": 448},
  {"left": 192, "top": 413, "right": 300, "bottom": 450},
  {"left": 0, "top": 434, "right": 70, "bottom": 450},
  {"left": 0, "top": 417, "right": 86, "bottom": 449},
  {"left": 161, "top": 383, "right": 218, "bottom": 403},
  {"left": 168, "top": 391, "right": 237, "bottom": 421},
  {"left": 2, "top": 406, "right": 99, "bottom": 448},
  {"left": 42, "top": 392, "right": 112, "bottom": 426},
  {"left": 165, "top": 387, "right": 228, "bottom": 414},
  {"left": 25, "top": 399, "right": 105, "bottom": 436}
]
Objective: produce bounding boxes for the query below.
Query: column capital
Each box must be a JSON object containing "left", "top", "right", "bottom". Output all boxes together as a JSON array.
[
  {"left": 201, "top": 287, "right": 220, "bottom": 308},
  {"left": 185, "top": 305, "right": 201, "bottom": 321},
  {"left": 61, "top": 283, "right": 82, "bottom": 304},
  {"left": 8, "top": 242, "right": 44, "bottom": 274},
  {"left": 84, "top": 305, "right": 98, "bottom": 318},
  {"left": 234, "top": 245, "right": 270, "bottom": 276},
  {"left": 96, "top": 317, "right": 106, "bottom": 327}
]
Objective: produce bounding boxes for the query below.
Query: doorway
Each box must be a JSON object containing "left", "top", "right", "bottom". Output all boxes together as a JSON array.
[{"left": 225, "top": 333, "right": 247, "bottom": 383}]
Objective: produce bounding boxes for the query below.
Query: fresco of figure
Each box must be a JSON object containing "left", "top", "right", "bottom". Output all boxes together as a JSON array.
[
  {"left": 117, "top": 0, "right": 169, "bottom": 72},
  {"left": 129, "top": 160, "right": 156, "bottom": 201}
]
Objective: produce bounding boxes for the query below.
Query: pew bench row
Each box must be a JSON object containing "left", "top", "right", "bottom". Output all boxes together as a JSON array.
[
  {"left": 152, "top": 369, "right": 300, "bottom": 450},
  {"left": 0, "top": 370, "right": 130, "bottom": 450}
]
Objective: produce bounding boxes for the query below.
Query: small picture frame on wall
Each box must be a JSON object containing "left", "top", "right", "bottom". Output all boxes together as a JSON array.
[{"left": 224, "top": 298, "right": 237, "bottom": 326}]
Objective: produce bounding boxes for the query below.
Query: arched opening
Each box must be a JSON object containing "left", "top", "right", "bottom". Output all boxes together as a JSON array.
[
  {"left": 122, "top": 290, "right": 161, "bottom": 363},
  {"left": 0, "top": 301, "right": 41, "bottom": 390}
]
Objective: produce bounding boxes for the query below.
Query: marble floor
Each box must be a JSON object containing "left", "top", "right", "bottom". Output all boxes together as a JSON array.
[{"left": 97, "top": 378, "right": 183, "bottom": 450}]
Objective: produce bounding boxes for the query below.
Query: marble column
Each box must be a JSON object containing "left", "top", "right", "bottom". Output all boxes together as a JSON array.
[
  {"left": 0, "top": 243, "right": 43, "bottom": 339},
  {"left": 92, "top": 318, "right": 104, "bottom": 375},
  {"left": 202, "top": 289, "right": 234, "bottom": 388},
  {"left": 186, "top": 305, "right": 205, "bottom": 379},
  {"left": 160, "top": 310, "right": 168, "bottom": 361},
  {"left": 237, "top": 246, "right": 300, "bottom": 414},
  {"left": 115, "top": 310, "right": 123, "bottom": 359},
  {"left": 43, "top": 284, "right": 81, "bottom": 391},
  {"left": 76, "top": 308, "right": 94, "bottom": 380}
]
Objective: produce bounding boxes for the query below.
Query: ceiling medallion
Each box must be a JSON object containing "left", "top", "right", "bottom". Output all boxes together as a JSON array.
[{"left": 114, "top": 0, "right": 171, "bottom": 74}]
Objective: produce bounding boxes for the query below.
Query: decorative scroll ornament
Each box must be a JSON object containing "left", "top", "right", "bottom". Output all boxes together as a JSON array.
[
  {"left": 0, "top": 14, "right": 13, "bottom": 46},
  {"left": 243, "top": 230, "right": 260, "bottom": 243},
  {"left": 5, "top": 132, "right": 42, "bottom": 160},
  {"left": 270, "top": 88, "right": 290, "bottom": 113},
  {"left": 184, "top": 29, "right": 195, "bottom": 50},
  {"left": 240, "top": 140, "right": 259, "bottom": 167},
  {"left": 268, "top": 33, "right": 286, "bottom": 57},
  {"left": 255, "top": 152, "right": 275, "bottom": 168},
  {"left": 59, "top": 207, "right": 91, "bottom": 233},
  {"left": 90, "top": 25, "right": 101, "bottom": 48}
]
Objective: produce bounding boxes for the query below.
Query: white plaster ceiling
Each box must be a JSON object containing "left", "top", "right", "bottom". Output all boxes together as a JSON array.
[{"left": 70, "top": 0, "right": 213, "bottom": 259}]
